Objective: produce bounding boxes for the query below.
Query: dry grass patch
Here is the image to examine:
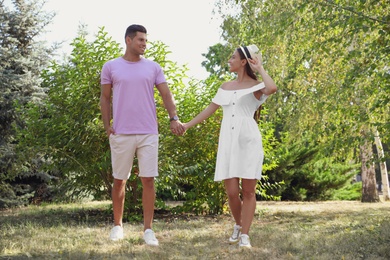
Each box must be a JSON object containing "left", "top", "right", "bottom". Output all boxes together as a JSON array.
[{"left": 1, "top": 201, "right": 390, "bottom": 259}]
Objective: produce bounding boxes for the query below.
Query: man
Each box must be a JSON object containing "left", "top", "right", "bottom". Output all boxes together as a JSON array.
[{"left": 100, "top": 24, "right": 184, "bottom": 246}]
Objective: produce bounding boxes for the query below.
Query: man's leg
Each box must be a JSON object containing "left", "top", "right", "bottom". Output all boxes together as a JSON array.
[
  {"left": 140, "top": 176, "right": 159, "bottom": 246},
  {"left": 137, "top": 134, "right": 159, "bottom": 245},
  {"left": 109, "top": 134, "right": 135, "bottom": 241},
  {"left": 112, "top": 178, "right": 127, "bottom": 226},
  {"left": 137, "top": 135, "right": 158, "bottom": 231},
  {"left": 109, "top": 178, "right": 127, "bottom": 240},
  {"left": 140, "top": 177, "right": 155, "bottom": 230}
]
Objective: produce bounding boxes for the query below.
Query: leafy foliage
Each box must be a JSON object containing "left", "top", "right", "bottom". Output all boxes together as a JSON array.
[
  {"left": 201, "top": 43, "right": 233, "bottom": 77},
  {"left": 156, "top": 74, "right": 226, "bottom": 214},
  {"left": 17, "top": 27, "right": 122, "bottom": 202},
  {"left": 214, "top": 0, "right": 389, "bottom": 200},
  {"left": 332, "top": 181, "right": 362, "bottom": 201},
  {"left": 0, "top": 0, "right": 55, "bottom": 207}
]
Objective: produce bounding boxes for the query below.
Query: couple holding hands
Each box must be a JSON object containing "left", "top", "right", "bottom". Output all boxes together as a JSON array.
[{"left": 100, "top": 24, "right": 277, "bottom": 247}]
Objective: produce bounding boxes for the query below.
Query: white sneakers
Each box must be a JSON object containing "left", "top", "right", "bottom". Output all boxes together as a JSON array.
[
  {"left": 229, "top": 224, "right": 252, "bottom": 248},
  {"left": 109, "top": 226, "right": 159, "bottom": 246},
  {"left": 110, "top": 224, "right": 249, "bottom": 248},
  {"left": 143, "top": 229, "right": 159, "bottom": 246},
  {"left": 109, "top": 225, "right": 124, "bottom": 241},
  {"left": 238, "top": 234, "right": 252, "bottom": 248},
  {"left": 229, "top": 224, "right": 241, "bottom": 243}
]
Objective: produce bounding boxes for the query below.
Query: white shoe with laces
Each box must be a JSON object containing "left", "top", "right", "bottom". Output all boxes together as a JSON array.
[
  {"left": 239, "top": 234, "right": 252, "bottom": 248},
  {"left": 109, "top": 225, "right": 124, "bottom": 241},
  {"left": 229, "top": 224, "right": 241, "bottom": 244},
  {"left": 143, "top": 229, "right": 159, "bottom": 246}
]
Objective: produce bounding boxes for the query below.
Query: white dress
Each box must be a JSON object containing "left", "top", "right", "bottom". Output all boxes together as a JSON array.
[{"left": 211, "top": 83, "right": 268, "bottom": 181}]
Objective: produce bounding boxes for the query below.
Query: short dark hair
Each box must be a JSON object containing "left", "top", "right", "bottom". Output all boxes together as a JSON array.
[{"left": 124, "top": 24, "right": 147, "bottom": 41}]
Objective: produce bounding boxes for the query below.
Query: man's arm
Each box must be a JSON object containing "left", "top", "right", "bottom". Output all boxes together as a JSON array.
[
  {"left": 156, "top": 82, "right": 184, "bottom": 135},
  {"left": 156, "top": 82, "right": 177, "bottom": 118},
  {"left": 100, "top": 83, "right": 114, "bottom": 136}
]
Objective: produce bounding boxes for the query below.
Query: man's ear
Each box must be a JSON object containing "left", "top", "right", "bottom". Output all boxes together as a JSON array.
[{"left": 125, "top": 36, "right": 132, "bottom": 45}]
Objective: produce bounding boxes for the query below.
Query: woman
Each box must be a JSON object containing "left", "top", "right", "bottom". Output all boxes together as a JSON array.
[{"left": 183, "top": 44, "right": 277, "bottom": 248}]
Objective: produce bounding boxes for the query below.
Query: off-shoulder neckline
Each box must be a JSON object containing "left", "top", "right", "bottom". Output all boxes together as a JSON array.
[{"left": 220, "top": 82, "right": 263, "bottom": 91}]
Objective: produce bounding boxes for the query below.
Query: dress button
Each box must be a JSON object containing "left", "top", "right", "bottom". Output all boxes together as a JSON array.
[
  {"left": 232, "top": 127, "right": 234, "bottom": 129},
  {"left": 232, "top": 114, "right": 234, "bottom": 117},
  {"left": 233, "top": 103, "right": 235, "bottom": 105}
]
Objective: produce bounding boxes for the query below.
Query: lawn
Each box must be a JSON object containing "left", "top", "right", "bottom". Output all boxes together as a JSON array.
[{"left": 1, "top": 200, "right": 389, "bottom": 259}]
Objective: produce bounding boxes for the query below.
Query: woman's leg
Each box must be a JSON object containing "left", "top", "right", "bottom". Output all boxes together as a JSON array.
[
  {"left": 224, "top": 178, "right": 241, "bottom": 225},
  {"left": 240, "top": 179, "right": 257, "bottom": 235}
]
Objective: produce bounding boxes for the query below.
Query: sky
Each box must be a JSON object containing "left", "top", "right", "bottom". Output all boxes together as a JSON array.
[{"left": 5, "top": 0, "right": 223, "bottom": 79}]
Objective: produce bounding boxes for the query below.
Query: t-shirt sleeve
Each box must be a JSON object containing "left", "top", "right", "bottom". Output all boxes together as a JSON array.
[
  {"left": 155, "top": 63, "right": 167, "bottom": 85},
  {"left": 101, "top": 62, "right": 112, "bottom": 85}
]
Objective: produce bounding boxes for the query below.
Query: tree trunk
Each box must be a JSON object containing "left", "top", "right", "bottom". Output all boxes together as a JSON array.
[
  {"left": 374, "top": 130, "right": 390, "bottom": 201},
  {"left": 360, "top": 138, "right": 379, "bottom": 202}
]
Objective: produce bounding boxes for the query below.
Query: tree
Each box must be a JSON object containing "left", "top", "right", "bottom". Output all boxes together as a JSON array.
[
  {"left": 18, "top": 27, "right": 122, "bottom": 201},
  {"left": 201, "top": 43, "right": 232, "bottom": 78},
  {"left": 374, "top": 129, "right": 389, "bottom": 200},
  {"left": 0, "top": 0, "right": 55, "bottom": 207}
]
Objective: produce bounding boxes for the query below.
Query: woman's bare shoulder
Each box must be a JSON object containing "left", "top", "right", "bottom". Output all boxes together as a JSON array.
[{"left": 220, "top": 81, "right": 235, "bottom": 90}]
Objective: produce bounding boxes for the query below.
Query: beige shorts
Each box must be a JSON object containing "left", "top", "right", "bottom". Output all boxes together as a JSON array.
[{"left": 109, "top": 134, "right": 159, "bottom": 180}]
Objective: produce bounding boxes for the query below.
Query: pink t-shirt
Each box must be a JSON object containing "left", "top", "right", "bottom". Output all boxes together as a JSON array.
[{"left": 101, "top": 57, "right": 166, "bottom": 134}]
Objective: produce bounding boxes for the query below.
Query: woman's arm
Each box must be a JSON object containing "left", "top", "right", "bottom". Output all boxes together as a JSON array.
[
  {"left": 184, "top": 102, "right": 220, "bottom": 130},
  {"left": 249, "top": 58, "right": 277, "bottom": 96},
  {"left": 258, "top": 66, "right": 277, "bottom": 95}
]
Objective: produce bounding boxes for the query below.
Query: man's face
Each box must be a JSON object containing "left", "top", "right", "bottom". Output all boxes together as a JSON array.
[{"left": 128, "top": 32, "right": 147, "bottom": 55}]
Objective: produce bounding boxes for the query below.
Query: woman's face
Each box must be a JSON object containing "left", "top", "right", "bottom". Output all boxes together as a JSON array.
[{"left": 228, "top": 50, "right": 245, "bottom": 72}]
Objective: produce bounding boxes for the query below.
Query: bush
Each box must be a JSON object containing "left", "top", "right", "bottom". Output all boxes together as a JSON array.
[{"left": 332, "top": 182, "right": 362, "bottom": 201}]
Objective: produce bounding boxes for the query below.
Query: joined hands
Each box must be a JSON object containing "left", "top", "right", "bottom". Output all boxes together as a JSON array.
[{"left": 170, "top": 121, "right": 186, "bottom": 136}]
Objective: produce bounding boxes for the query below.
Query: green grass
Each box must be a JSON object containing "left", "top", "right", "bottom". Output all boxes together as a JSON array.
[{"left": 1, "top": 201, "right": 390, "bottom": 259}]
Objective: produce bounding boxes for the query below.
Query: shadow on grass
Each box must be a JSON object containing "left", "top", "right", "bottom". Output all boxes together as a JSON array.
[
  {"left": 0, "top": 204, "right": 226, "bottom": 230},
  {"left": 0, "top": 205, "right": 113, "bottom": 228}
]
